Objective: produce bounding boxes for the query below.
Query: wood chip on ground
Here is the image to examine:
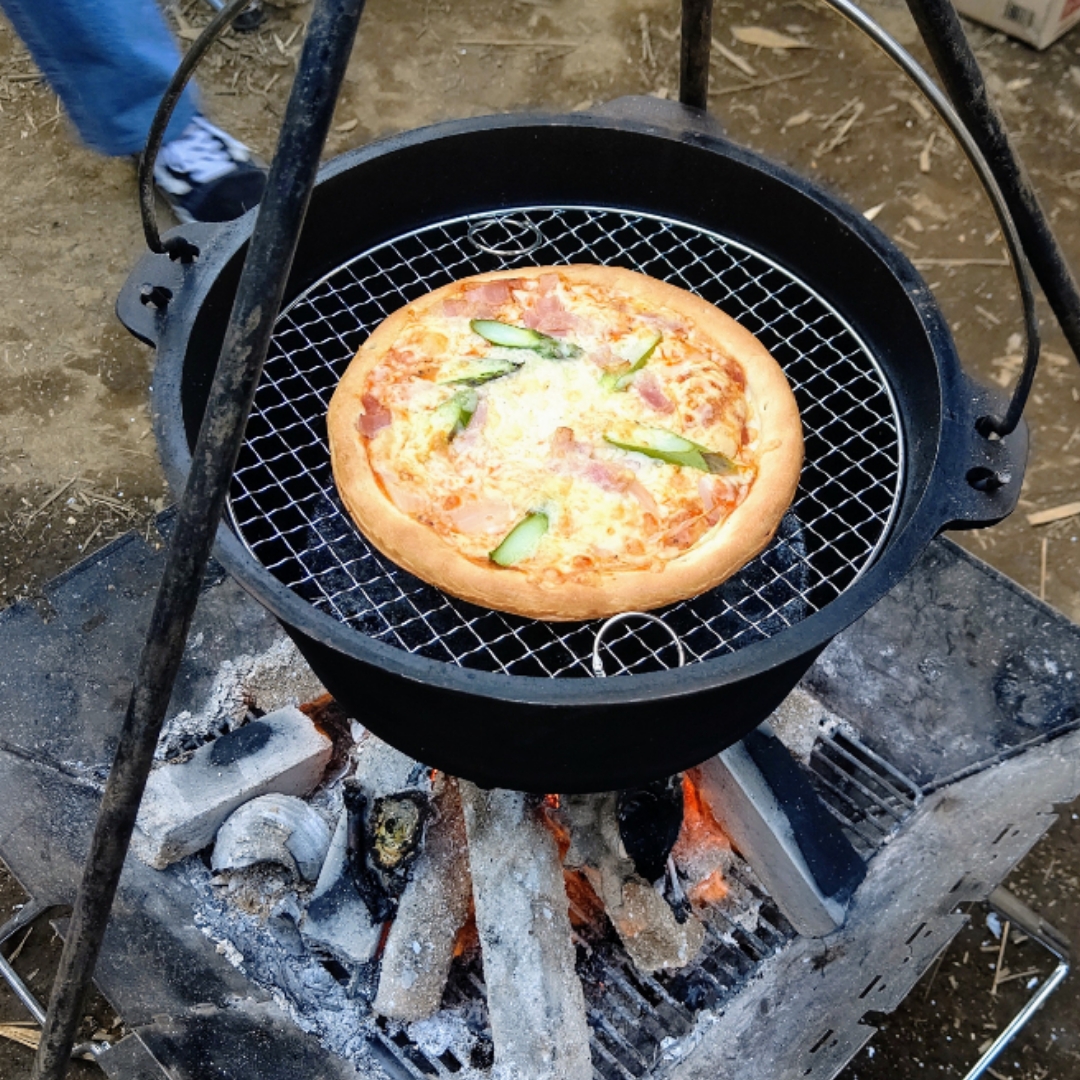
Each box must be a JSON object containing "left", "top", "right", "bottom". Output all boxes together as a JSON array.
[{"left": 1027, "top": 501, "right": 1080, "bottom": 526}]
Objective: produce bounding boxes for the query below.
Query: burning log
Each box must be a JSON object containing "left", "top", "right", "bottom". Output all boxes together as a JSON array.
[
  {"left": 374, "top": 775, "right": 471, "bottom": 1022},
  {"left": 460, "top": 782, "right": 592, "bottom": 1080},
  {"left": 302, "top": 734, "right": 434, "bottom": 968},
  {"left": 563, "top": 791, "right": 704, "bottom": 972},
  {"left": 341, "top": 734, "right": 434, "bottom": 921}
]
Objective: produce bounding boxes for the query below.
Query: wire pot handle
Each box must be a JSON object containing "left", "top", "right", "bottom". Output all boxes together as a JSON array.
[
  {"left": 813, "top": 0, "right": 1038, "bottom": 439},
  {"left": 138, "top": 0, "right": 255, "bottom": 262}
]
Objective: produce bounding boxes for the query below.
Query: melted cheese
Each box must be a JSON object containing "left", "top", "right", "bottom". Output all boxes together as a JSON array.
[{"left": 361, "top": 273, "right": 759, "bottom": 580}]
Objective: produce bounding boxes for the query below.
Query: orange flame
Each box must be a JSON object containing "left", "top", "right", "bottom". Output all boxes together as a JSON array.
[{"left": 673, "top": 771, "right": 732, "bottom": 906}]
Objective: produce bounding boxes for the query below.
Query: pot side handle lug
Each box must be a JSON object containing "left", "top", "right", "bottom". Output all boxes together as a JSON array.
[
  {"left": 938, "top": 376, "right": 1029, "bottom": 532},
  {"left": 115, "top": 224, "right": 218, "bottom": 348}
]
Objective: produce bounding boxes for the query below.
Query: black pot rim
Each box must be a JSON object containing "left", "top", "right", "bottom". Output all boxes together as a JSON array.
[{"left": 135, "top": 104, "right": 1024, "bottom": 711}]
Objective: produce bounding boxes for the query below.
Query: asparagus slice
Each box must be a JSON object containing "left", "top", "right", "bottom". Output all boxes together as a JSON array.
[
  {"left": 490, "top": 511, "right": 549, "bottom": 566},
  {"left": 604, "top": 428, "right": 737, "bottom": 474},
  {"left": 599, "top": 330, "right": 663, "bottom": 392},
  {"left": 436, "top": 388, "right": 480, "bottom": 441},
  {"left": 471, "top": 319, "right": 583, "bottom": 360},
  {"left": 442, "top": 357, "right": 522, "bottom": 386}
]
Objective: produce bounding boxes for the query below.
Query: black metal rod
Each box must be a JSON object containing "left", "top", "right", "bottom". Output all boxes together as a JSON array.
[
  {"left": 904, "top": 0, "right": 1080, "bottom": 384},
  {"left": 29, "top": 1, "right": 366, "bottom": 1076},
  {"left": 680, "top": 0, "right": 714, "bottom": 109}
]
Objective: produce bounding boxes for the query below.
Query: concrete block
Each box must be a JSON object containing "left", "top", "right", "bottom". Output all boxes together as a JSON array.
[{"left": 134, "top": 706, "right": 332, "bottom": 869}]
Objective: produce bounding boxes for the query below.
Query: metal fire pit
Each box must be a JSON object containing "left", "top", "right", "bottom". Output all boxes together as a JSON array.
[{"left": 0, "top": 528, "right": 1077, "bottom": 1079}]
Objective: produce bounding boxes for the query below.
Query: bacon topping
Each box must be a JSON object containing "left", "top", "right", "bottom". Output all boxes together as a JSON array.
[{"left": 358, "top": 393, "right": 392, "bottom": 437}]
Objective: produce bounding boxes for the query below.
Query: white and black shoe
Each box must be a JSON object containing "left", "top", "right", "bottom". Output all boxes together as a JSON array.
[{"left": 153, "top": 116, "right": 266, "bottom": 223}]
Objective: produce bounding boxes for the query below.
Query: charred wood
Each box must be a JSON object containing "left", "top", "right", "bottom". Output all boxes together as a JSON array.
[
  {"left": 460, "top": 782, "right": 592, "bottom": 1080},
  {"left": 374, "top": 775, "right": 471, "bottom": 1022},
  {"left": 563, "top": 791, "right": 704, "bottom": 972},
  {"left": 617, "top": 775, "right": 684, "bottom": 884}
]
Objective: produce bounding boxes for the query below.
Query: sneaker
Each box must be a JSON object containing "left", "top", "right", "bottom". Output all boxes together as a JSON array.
[{"left": 154, "top": 116, "right": 266, "bottom": 224}]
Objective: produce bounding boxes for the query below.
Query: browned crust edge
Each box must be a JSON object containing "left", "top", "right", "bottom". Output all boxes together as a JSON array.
[{"left": 328, "top": 265, "right": 804, "bottom": 621}]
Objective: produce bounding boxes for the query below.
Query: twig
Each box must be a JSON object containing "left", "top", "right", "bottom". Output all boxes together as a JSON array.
[
  {"left": 0, "top": 1025, "right": 39, "bottom": 1050},
  {"left": 79, "top": 522, "right": 103, "bottom": 553},
  {"left": 708, "top": 66, "right": 814, "bottom": 97},
  {"left": 995, "top": 966, "right": 1042, "bottom": 986},
  {"left": 1043, "top": 856, "right": 1058, "bottom": 884},
  {"left": 919, "top": 131, "right": 936, "bottom": 173},
  {"left": 23, "top": 476, "right": 78, "bottom": 525},
  {"left": 975, "top": 304, "right": 1001, "bottom": 325},
  {"left": 819, "top": 95, "right": 860, "bottom": 130},
  {"left": 639, "top": 13, "right": 656, "bottom": 66},
  {"left": 7, "top": 925, "right": 32, "bottom": 964},
  {"left": 711, "top": 38, "right": 757, "bottom": 77},
  {"left": 1027, "top": 500, "right": 1080, "bottom": 526},
  {"left": 1039, "top": 537, "right": 1048, "bottom": 600},
  {"left": 922, "top": 950, "right": 946, "bottom": 999},
  {"left": 457, "top": 38, "right": 579, "bottom": 46},
  {"left": 911, "top": 257, "right": 1009, "bottom": 268},
  {"left": 814, "top": 102, "right": 864, "bottom": 157},
  {"left": 990, "top": 919, "right": 1010, "bottom": 996}
]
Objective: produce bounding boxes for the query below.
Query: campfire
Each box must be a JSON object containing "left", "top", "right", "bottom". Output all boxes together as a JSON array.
[{"left": 131, "top": 638, "right": 852, "bottom": 1080}]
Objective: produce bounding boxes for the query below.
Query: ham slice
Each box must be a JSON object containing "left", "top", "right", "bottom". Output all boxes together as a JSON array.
[
  {"left": 524, "top": 293, "right": 577, "bottom": 334},
  {"left": 634, "top": 370, "right": 675, "bottom": 414},
  {"left": 448, "top": 497, "right": 518, "bottom": 535},
  {"left": 358, "top": 393, "right": 392, "bottom": 437}
]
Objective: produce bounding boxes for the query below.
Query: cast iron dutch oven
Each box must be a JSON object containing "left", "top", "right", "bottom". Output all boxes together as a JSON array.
[{"left": 118, "top": 95, "right": 1027, "bottom": 793}]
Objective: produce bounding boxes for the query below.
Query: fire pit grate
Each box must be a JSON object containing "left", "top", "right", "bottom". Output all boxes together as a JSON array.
[
  {"left": 278, "top": 728, "right": 915, "bottom": 1080},
  {"left": 807, "top": 730, "right": 922, "bottom": 857},
  {"left": 229, "top": 206, "right": 904, "bottom": 677}
]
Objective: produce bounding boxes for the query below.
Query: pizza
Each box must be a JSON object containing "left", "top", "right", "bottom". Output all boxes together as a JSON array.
[{"left": 327, "top": 265, "right": 802, "bottom": 622}]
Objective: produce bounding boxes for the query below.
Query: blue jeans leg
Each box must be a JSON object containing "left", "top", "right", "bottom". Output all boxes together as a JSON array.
[{"left": 0, "top": 0, "right": 200, "bottom": 156}]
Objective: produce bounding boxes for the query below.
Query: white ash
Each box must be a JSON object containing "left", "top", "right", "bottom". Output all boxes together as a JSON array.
[
  {"left": 407, "top": 1012, "right": 477, "bottom": 1059},
  {"left": 186, "top": 857, "right": 489, "bottom": 1079},
  {"left": 460, "top": 783, "right": 593, "bottom": 1080},
  {"left": 767, "top": 684, "right": 858, "bottom": 764},
  {"left": 157, "top": 635, "right": 326, "bottom": 761}
]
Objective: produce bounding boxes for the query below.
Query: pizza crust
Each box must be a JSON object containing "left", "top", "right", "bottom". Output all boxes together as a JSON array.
[{"left": 328, "top": 265, "right": 803, "bottom": 621}]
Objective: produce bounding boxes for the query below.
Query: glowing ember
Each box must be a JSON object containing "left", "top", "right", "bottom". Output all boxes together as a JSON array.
[{"left": 673, "top": 772, "right": 733, "bottom": 906}]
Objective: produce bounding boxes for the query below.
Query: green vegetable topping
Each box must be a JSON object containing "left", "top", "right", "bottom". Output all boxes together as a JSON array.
[
  {"left": 441, "top": 357, "right": 522, "bottom": 386},
  {"left": 604, "top": 428, "right": 737, "bottom": 474},
  {"left": 436, "top": 388, "right": 479, "bottom": 441},
  {"left": 489, "top": 511, "right": 549, "bottom": 566},
  {"left": 471, "top": 319, "right": 583, "bottom": 360},
  {"left": 600, "top": 330, "right": 663, "bottom": 392}
]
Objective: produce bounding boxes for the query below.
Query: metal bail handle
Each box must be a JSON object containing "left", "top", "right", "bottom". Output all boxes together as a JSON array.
[
  {"left": 677, "top": 0, "right": 1039, "bottom": 442},
  {"left": 138, "top": 0, "right": 255, "bottom": 261}
]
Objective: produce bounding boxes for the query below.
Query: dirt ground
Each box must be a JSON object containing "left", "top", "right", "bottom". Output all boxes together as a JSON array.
[{"left": 1, "top": 0, "right": 1079, "bottom": 1076}]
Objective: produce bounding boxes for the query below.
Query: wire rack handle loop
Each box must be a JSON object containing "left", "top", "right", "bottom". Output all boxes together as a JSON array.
[
  {"left": 467, "top": 215, "right": 545, "bottom": 257},
  {"left": 591, "top": 612, "right": 687, "bottom": 678}
]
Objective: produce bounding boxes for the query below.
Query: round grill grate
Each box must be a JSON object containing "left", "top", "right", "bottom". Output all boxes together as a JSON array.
[{"left": 228, "top": 207, "right": 904, "bottom": 678}]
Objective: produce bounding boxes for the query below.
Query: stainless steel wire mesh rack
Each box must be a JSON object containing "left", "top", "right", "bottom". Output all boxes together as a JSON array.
[{"left": 228, "top": 206, "right": 905, "bottom": 678}]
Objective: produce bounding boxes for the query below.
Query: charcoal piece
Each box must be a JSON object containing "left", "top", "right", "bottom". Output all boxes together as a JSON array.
[
  {"left": 300, "top": 809, "right": 382, "bottom": 967},
  {"left": 460, "top": 782, "right": 592, "bottom": 1080},
  {"left": 343, "top": 784, "right": 395, "bottom": 923},
  {"left": 564, "top": 791, "right": 704, "bottom": 973},
  {"left": 617, "top": 775, "right": 684, "bottom": 884},
  {"left": 374, "top": 775, "right": 472, "bottom": 1021}
]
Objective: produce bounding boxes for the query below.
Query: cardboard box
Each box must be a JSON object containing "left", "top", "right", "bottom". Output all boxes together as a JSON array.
[{"left": 954, "top": 0, "right": 1080, "bottom": 48}]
